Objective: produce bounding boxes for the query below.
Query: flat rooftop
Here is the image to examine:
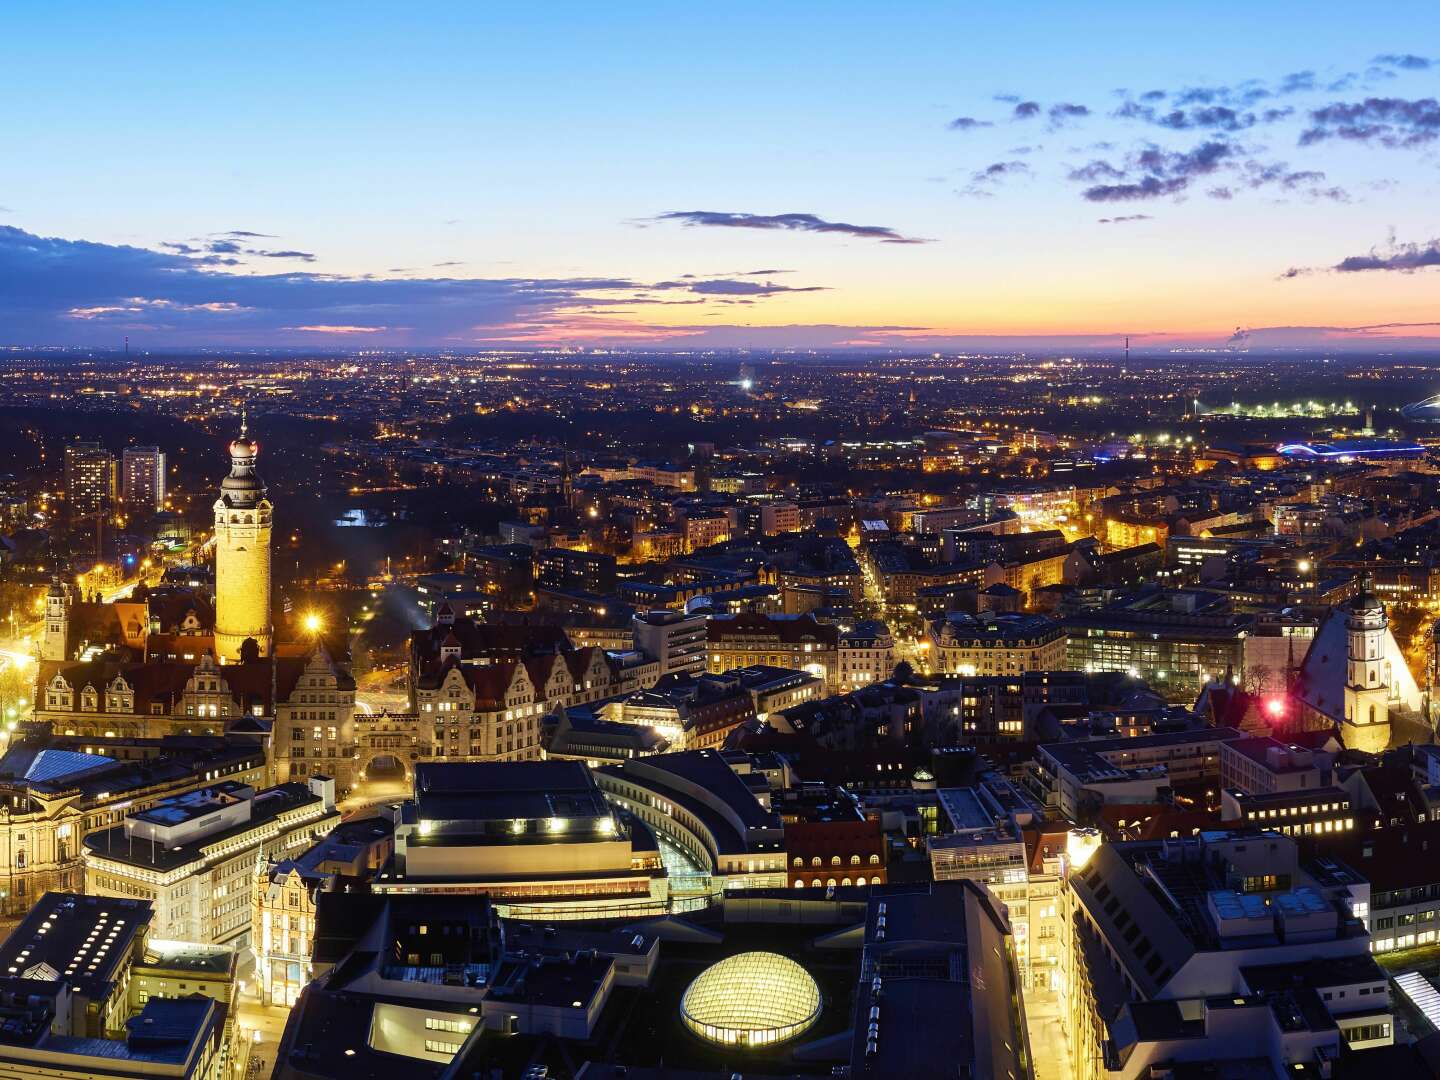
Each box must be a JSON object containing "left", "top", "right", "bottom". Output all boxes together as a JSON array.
[
  {"left": 0, "top": 893, "right": 152, "bottom": 999},
  {"left": 85, "top": 783, "right": 326, "bottom": 870}
]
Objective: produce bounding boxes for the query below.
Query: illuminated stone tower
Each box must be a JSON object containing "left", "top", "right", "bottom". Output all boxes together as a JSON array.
[
  {"left": 214, "top": 414, "right": 273, "bottom": 662},
  {"left": 41, "top": 577, "right": 70, "bottom": 662},
  {"left": 1342, "top": 583, "right": 1390, "bottom": 754}
]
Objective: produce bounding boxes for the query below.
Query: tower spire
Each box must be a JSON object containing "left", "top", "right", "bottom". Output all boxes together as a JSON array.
[{"left": 239, "top": 404, "right": 248, "bottom": 440}]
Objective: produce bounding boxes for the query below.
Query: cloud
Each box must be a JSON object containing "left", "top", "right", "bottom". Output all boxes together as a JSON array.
[
  {"left": 250, "top": 249, "right": 316, "bottom": 261},
  {"left": 948, "top": 116, "right": 993, "bottom": 131},
  {"left": 0, "top": 224, "right": 833, "bottom": 347},
  {"left": 1278, "top": 71, "right": 1317, "bottom": 94},
  {"left": 1113, "top": 100, "right": 1290, "bottom": 131},
  {"left": 1333, "top": 236, "right": 1440, "bottom": 273},
  {"left": 67, "top": 298, "right": 250, "bottom": 319},
  {"left": 960, "top": 160, "right": 1032, "bottom": 195},
  {"left": 1078, "top": 139, "right": 1237, "bottom": 201},
  {"left": 1300, "top": 97, "right": 1440, "bottom": 147},
  {"left": 1047, "top": 103, "right": 1090, "bottom": 127},
  {"left": 1096, "top": 214, "right": 1152, "bottom": 224},
  {"left": 1277, "top": 267, "right": 1312, "bottom": 279},
  {"left": 164, "top": 237, "right": 315, "bottom": 262},
  {"left": 651, "top": 210, "right": 930, "bottom": 244},
  {"left": 1372, "top": 54, "right": 1433, "bottom": 71},
  {"left": 215, "top": 230, "right": 278, "bottom": 239},
  {"left": 10, "top": 227, "right": 1440, "bottom": 352},
  {"left": 1083, "top": 176, "right": 1189, "bottom": 202},
  {"left": 652, "top": 277, "right": 826, "bottom": 297},
  {"left": 1068, "top": 160, "right": 1127, "bottom": 182},
  {"left": 1013, "top": 101, "right": 1042, "bottom": 119}
]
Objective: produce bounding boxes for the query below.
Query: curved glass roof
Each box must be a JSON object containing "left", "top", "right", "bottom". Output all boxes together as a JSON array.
[{"left": 680, "top": 951, "right": 821, "bottom": 1047}]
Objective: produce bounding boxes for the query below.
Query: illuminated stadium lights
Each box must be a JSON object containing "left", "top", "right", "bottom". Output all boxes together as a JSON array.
[
  {"left": 680, "top": 952, "right": 821, "bottom": 1047},
  {"left": 1275, "top": 438, "right": 1424, "bottom": 459}
]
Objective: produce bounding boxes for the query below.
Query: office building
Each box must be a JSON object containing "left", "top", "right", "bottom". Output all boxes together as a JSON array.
[
  {"left": 0, "top": 735, "right": 266, "bottom": 917},
  {"left": 849, "top": 882, "right": 1031, "bottom": 1079},
  {"left": 83, "top": 777, "right": 341, "bottom": 947},
  {"left": 927, "top": 611, "right": 1066, "bottom": 677},
  {"left": 1029, "top": 727, "right": 1246, "bottom": 820},
  {"left": 273, "top": 894, "right": 657, "bottom": 1076},
  {"left": 0, "top": 892, "right": 233, "bottom": 1080},
  {"left": 632, "top": 608, "right": 707, "bottom": 678},
  {"left": 707, "top": 612, "right": 840, "bottom": 691},
  {"left": 1063, "top": 589, "right": 1252, "bottom": 700},
  {"left": 1065, "top": 832, "right": 1382, "bottom": 1079}
]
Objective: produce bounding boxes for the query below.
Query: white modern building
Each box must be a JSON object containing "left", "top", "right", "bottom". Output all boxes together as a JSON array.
[{"left": 83, "top": 777, "right": 340, "bottom": 947}]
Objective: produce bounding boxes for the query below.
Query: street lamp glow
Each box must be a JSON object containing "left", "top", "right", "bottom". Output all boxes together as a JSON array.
[{"left": 303, "top": 612, "right": 324, "bottom": 634}]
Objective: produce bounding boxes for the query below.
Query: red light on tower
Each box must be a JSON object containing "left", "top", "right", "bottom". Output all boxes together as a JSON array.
[{"left": 1264, "top": 696, "right": 1288, "bottom": 721}]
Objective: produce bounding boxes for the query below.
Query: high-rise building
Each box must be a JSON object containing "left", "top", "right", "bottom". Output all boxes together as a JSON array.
[
  {"left": 122, "top": 445, "right": 167, "bottom": 513},
  {"left": 214, "top": 418, "right": 273, "bottom": 661},
  {"left": 63, "top": 440, "right": 115, "bottom": 517}
]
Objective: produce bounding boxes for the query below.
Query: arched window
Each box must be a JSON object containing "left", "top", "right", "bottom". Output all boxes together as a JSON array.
[
  {"left": 869, "top": 854, "right": 881, "bottom": 865},
  {"left": 792, "top": 856, "right": 803, "bottom": 868},
  {"left": 810, "top": 856, "right": 821, "bottom": 868},
  {"left": 842, "top": 877, "right": 852, "bottom": 887},
  {"left": 830, "top": 855, "right": 841, "bottom": 866},
  {"left": 827, "top": 878, "right": 837, "bottom": 888},
  {"left": 856, "top": 876, "right": 867, "bottom": 887},
  {"left": 850, "top": 854, "right": 861, "bottom": 866},
  {"left": 812, "top": 878, "right": 823, "bottom": 888}
]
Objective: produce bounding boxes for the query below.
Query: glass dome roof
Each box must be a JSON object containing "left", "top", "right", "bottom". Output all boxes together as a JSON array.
[{"left": 680, "top": 951, "right": 821, "bottom": 1048}]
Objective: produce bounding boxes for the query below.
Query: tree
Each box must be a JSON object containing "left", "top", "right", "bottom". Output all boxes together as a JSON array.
[{"left": 892, "top": 660, "right": 914, "bottom": 685}]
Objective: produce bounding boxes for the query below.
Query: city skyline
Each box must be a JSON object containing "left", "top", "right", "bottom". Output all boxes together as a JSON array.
[{"left": 5, "top": 2, "right": 1440, "bottom": 351}]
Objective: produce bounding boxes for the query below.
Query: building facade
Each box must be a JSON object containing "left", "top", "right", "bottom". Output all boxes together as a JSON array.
[
  {"left": 122, "top": 445, "right": 167, "bottom": 515},
  {"left": 83, "top": 778, "right": 341, "bottom": 947}
]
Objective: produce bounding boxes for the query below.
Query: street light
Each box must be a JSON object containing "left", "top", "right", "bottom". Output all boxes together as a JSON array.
[{"left": 303, "top": 612, "right": 324, "bottom": 635}]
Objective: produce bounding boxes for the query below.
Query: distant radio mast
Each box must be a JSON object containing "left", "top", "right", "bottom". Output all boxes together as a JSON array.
[
  {"left": 124, "top": 335, "right": 129, "bottom": 358},
  {"left": 1124, "top": 335, "right": 1130, "bottom": 364}
]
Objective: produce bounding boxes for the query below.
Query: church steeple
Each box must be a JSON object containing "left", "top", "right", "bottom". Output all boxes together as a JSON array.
[{"left": 1342, "top": 574, "right": 1391, "bottom": 750}]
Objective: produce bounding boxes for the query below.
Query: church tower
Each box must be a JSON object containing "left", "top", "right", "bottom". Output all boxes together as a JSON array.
[
  {"left": 1342, "top": 583, "right": 1390, "bottom": 753},
  {"left": 41, "top": 577, "right": 70, "bottom": 662},
  {"left": 214, "top": 414, "right": 273, "bottom": 662}
]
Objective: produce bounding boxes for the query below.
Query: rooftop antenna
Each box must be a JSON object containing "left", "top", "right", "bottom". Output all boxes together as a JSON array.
[
  {"left": 123, "top": 336, "right": 129, "bottom": 358},
  {"left": 1124, "top": 336, "right": 1130, "bottom": 364}
]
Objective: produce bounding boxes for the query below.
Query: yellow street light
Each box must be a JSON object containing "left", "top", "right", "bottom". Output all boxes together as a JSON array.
[{"left": 303, "top": 612, "right": 324, "bottom": 635}]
